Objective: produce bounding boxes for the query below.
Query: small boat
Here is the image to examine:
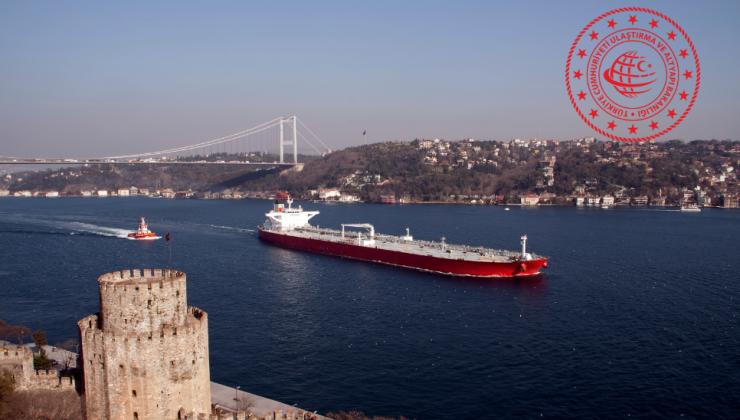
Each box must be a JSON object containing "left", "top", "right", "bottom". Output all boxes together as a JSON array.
[
  {"left": 128, "top": 217, "right": 157, "bottom": 239},
  {"left": 680, "top": 204, "right": 701, "bottom": 212},
  {"left": 601, "top": 204, "right": 610, "bottom": 209},
  {"left": 505, "top": 207, "right": 510, "bottom": 211}
]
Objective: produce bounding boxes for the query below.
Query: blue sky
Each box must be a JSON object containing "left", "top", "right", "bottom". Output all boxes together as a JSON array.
[{"left": 1, "top": 0, "right": 738, "bottom": 157}]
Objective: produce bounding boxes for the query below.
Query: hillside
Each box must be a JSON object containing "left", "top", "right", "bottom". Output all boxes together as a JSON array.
[
  {"left": 224, "top": 139, "right": 740, "bottom": 205},
  {"left": 2, "top": 139, "right": 739, "bottom": 206}
]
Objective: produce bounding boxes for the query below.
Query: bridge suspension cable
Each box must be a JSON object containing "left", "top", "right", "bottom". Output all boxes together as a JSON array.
[
  {"left": 101, "top": 118, "right": 283, "bottom": 159},
  {"left": 1, "top": 116, "right": 328, "bottom": 165},
  {"left": 297, "top": 118, "right": 330, "bottom": 151}
]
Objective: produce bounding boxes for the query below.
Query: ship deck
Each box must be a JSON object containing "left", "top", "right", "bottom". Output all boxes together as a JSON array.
[{"left": 267, "top": 225, "right": 546, "bottom": 262}]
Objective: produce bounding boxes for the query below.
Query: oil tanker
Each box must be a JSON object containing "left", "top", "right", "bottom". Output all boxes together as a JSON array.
[{"left": 258, "top": 199, "right": 548, "bottom": 277}]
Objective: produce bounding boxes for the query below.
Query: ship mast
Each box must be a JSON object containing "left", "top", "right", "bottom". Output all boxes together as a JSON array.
[{"left": 521, "top": 235, "right": 527, "bottom": 256}]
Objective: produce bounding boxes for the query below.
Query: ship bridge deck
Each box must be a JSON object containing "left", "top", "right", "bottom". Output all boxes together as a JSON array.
[{"left": 266, "top": 225, "right": 546, "bottom": 262}]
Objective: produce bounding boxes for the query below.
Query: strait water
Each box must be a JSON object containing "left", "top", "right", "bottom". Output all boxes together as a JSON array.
[{"left": 0, "top": 198, "right": 738, "bottom": 419}]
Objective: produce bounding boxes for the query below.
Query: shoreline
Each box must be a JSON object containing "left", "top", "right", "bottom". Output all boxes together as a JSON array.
[{"left": 1, "top": 195, "right": 737, "bottom": 210}]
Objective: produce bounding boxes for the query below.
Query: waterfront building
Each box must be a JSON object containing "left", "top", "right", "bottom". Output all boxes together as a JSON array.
[
  {"left": 520, "top": 195, "right": 539, "bottom": 206},
  {"left": 319, "top": 188, "right": 340, "bottom": 200},
  {"left": 380, "top": 195, "right": 396, "bottom": 204},
  {"left": 633, "top": 196, "right": 649, "bottom": 205}
]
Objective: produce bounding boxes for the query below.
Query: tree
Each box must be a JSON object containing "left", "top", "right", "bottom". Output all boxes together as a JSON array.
[
  {"left": 235, "top": 394, "right": 256, "bottom": 412},
  {"left": 31, "top": 330, "right": 47, "bottom": 350},
  {"left": 0, "top": 318, "right": 10, "bottom": 343},
  {"left": 8, "top": 326, "right": 30, "bottom": 347},
  {"left": 55, "top": 339, "right": 78, "bottom": 371},
  {"left": 33, "top": 348, "right": 52, "bottom": 371}
]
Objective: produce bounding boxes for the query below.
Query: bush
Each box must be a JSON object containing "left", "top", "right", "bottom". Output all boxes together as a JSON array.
[
  {"left": 0, "top": 369, "right": 15, "bottom": 400},
  {"left": 326, "top": 410, "right": 412, "bottom": 420},
  {"left": 0, "top": 389, "right": 83, "bottom": 420}
]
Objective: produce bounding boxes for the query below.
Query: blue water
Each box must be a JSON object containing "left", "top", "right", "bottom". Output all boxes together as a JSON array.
[{"left": 0, "top": 198, "right": 738, "bottom": 419}]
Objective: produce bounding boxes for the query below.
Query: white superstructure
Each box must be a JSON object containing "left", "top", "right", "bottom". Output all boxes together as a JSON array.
[{"left": 263, "top": 198, "right": 319, "bottom": 231}]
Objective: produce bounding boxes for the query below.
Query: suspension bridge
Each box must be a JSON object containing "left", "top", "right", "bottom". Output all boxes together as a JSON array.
[{"left": 0, "top": 116, "right": 329, "bottom": 166}]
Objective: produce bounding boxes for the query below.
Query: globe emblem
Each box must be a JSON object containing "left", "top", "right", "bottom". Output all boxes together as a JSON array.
[{"left": 603, "top": 51, "right": 657, "bottom": 98}]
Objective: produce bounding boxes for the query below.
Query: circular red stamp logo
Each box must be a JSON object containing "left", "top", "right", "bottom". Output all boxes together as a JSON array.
[{"left": 566, "top": 8, "right": 700, "bottom": 142}]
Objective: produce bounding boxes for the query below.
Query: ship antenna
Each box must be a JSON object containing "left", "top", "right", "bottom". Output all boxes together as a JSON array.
[{"left": 287, "top": 197, "right": 293, "bottom": 209}]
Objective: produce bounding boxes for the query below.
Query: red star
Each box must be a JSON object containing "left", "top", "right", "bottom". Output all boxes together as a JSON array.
[
  {"left": 628, "top": 15, "right": 638, "bottom": 25},
  {"left": 607, "top": 121, "right": 617, "bottom": 131},
  {"left": 649, "top": 19, "right": 659, "bottom": 28},
  {"left": 589, "top": 30, "right": 599, "bottom": 40},
  {"left": 679, "top": 49, "right": 688, "bottom": 59},
  {"left": 577, "top": 49, "right": 587, "bottom": 59},
  {"left": 577, "top": 90, "right": 587, "bottom": 100},
  {"left": 667, "top": 109, "right": 677, "bottom": 119},
  {"left": 589, "top": 109, "right": 599, "bottom": 119},
  {"left": 667, "top": 31, "right": 677, "bottom": 40},
  {"left": 649, "top": 121, "right": 659, "bottom": 131},
  {"left": 607, "top": 19, "right": 617, "bottom": 29},
  {"left": 683, "top": 70, "right": 693, "bottom": 79},
  {"left": 628, "top": 124, "right": 638, "bottom": 134},
  {"left": 679, "top": 90, "right": 688, "bottom": 100},
  {"left": 573, "top": 70, "right": 583, "bottom": 80}
]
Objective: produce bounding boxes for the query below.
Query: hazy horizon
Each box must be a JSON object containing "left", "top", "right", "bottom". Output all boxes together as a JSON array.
[{"left": 1, "top": 1, "right": 738, "bottom": 159}]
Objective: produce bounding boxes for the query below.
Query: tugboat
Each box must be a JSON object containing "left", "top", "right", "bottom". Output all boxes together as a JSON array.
[{"left": 128, "top": 217, "right": 157, "bottom": 239}]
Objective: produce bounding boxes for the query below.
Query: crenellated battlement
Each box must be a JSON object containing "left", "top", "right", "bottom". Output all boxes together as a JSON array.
[
  {"left": 100, "top": 269, "right": 184, "bottom": 284},
  {"left": 1, "top": 347, "right": 33, "bottom": 360},
  {"left": 0, "top": 348, "right": 75, "bottom": 391},
  {"left": 97, "top": 269, "right": 190, "bottom": 335}
]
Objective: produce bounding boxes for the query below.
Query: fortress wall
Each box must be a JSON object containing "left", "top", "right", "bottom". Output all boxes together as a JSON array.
[
  {"left": 100, "top": 311, "right": 210, "bottom": 419},
  {"left": 79, "top": 313, "right": 109, "bottom": 418},
  {"left": 0, "top": 348, "right": 76, "bottom": 392},
  {"left": 0, "top": 347, "right": 34, "bottom": 389},
  {"left": 98, "top": 270, "right": 188, "bottom": 335}
]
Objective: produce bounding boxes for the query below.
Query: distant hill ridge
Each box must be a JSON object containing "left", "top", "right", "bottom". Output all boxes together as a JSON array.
[{"left": 2, "top": 139, "right": 739, "bottom": 205}]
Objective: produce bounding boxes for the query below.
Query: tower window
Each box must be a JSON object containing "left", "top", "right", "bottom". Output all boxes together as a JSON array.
[
  {"left": 132, "top": 390, "right": 137, "bottom": 397},
  {"left": 133, "top": 413, "right": 138, "bottom": 420}
]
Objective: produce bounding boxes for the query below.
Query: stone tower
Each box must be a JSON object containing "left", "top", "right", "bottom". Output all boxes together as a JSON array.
[{"left": 78, "top": 269, "right": 211, "bottom": 420}]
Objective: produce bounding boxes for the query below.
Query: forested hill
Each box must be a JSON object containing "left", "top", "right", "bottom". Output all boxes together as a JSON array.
[
  {"left": 3, "top": 139, "right": 739, "bottom": 205},
  {"left": 229, "top": 138, "right": 740, "bottom": 204}
]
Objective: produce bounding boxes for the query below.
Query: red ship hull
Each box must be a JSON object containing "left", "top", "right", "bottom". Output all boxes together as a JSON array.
[{"left": 259, "top": 228, "right": 547, "bottom": 277}]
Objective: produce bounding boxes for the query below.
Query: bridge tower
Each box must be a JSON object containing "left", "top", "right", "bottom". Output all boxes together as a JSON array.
[{"left": 279, "top": 116, "right": 297, "bottom": 164}]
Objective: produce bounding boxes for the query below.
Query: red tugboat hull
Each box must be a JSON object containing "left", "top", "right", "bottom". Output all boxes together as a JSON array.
[
  {"left": 128, "top": 216, "right": 157, "bottom": 240},
  {"left": 128, "top": 232, "right": 157, "bottom": 239},
  {"left": 259, "top": 228, "right": 547, "bottom": 277}
]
